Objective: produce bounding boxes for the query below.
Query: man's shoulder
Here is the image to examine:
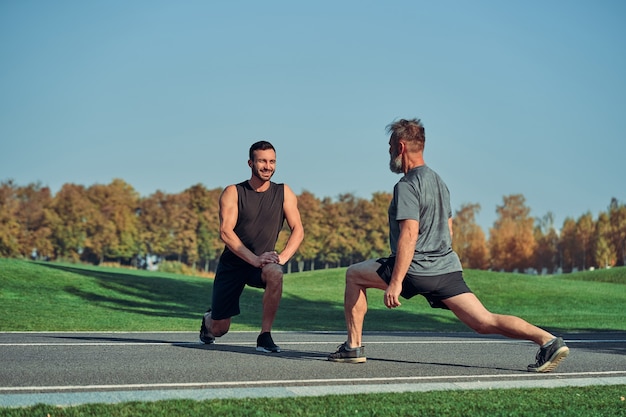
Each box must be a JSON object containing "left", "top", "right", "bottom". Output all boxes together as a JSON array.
[{"left": 406, "top": 165, "right": 445, "bottom": 183}]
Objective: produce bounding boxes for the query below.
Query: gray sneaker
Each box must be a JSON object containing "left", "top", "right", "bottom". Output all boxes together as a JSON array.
[
  {"left": 199, "top": 310, "right": 215, "bottom": 344},
  {"left": 528, "top": 337, "right": 569, "bottom": 372},
  {"left": 328, "top": 342, "right": 366, "bottom": 363}
]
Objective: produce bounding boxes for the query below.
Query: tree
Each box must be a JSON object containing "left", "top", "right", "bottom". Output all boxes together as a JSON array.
[
  {"left": 594, "top": 212, "right": 615, "bottom": 269},
  {"left": 84, "top": 179, "right": 140, "bottom": 264},
  {"left": 488, "top": 194, "right": 536, "bottom": 272},
  {"left": 162, "top": 191, "right": 198, "bottom": 264},
  {"left": 318, "top": 197, "right": 348, "bottom": 267},
  {"left": 533, "top": 212, "right": 559, "bottom": 274},
  {"left": 576, "top": 212, "right": 595, "bottom": 270},
  {"left": 559, "top": 217, "right": 577, "bottom": 272},
  {"left": 49, "top": 183, "right": 92, "bottom": 261},
  {"left": 15, "top": 183, "right": 54, "bottom": 259},
  {"left": 608, "top": 198, "right": 626, "bottom": 266},
  {"left": 452, "top": 203, "right": 489, "bottom": 270},
  {"left": 293, "top": 191, "right": 325, "bottom": 271},
  {"left": 0, "top": 180, "right": 20, "bottom": 257},
  {"left": 138, "top": 191, "right": 173, "bottom": 262},
  {"left": 184, "top": 184, "right": 222, "bottom": 272},
  {"left": 363, "top": 192, "right": 392, "bottom": 259}
]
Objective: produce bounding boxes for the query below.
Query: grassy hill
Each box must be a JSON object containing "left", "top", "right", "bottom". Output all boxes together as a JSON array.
[{"left": 1, "top": 258, "right": 625, "bottom": 332}]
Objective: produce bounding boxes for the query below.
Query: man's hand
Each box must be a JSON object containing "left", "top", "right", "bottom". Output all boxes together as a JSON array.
[
  {"left": 257, "top": 250, "right": 280, "bottom": 268},
  {"left": 384, "top": 282, "right": 402, "bottom": 309}
]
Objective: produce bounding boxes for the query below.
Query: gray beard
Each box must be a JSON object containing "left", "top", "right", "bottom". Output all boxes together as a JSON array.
[{"left": 389, "top": 154, "right": 403, "bottom": 174}]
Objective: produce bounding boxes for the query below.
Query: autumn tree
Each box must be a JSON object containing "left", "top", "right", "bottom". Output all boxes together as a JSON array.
[
  {"left": 533, "top": 212, "right": 560, "bottom": 274},
  {"left": 292, "top": 191, "right": 325, "bottom": 271},
  {"left": 184, "top": 184, "right": 221, "bottom": 271},
  {"left": 363, "top": 192, "right": 392, "bottom": 259},
  {"left": 83, "top": 179, "right": 141, "bottom": 264},
  {"left": 488, "top": 194, "right": 536, "bottom": 272},
  {"left": 594, "top": 212, "right": 615, "bottom": 268},
  {"left": 138, "top": 191, "right": 173, "bottom": 261},
  {"left": 608, "top": 198, "right": 626, "bottom": 266},
  {"left": 452, "top": 203, "right": 489, "bottom": 270},
  {"left": 559, "top": 217, "right": 577, "bottom": 272},
  {"left": 576, "top": 212, "right": 595, "bottom": 270},
  {"left": 317, "top": 197, "right": 348, "bottom": 267},
  {"left": 14, "top": 183, "right": 54, "bottom": 259},
  {"left": 49, "top": 183, "right": 92, "bottom": 261},
  {"left": 0, "top": 180, "right": 20, "bottom": 257},
  {"left": 5, "top": 176, "right": 624, "bottom": 275},
  {"left": 349, "top": 196, "right": 376, "bottom": 262},
  {"left": 161, "top": 191, "right": 198, "bottom": 264}
]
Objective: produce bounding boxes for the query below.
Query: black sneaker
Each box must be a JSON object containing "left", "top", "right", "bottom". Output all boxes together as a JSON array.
[
  {"left": 199, "top": 310, "right": 215, "bottom": 344},
  {"left": 256, "top": 332, "right": 281, "bottom": 353},
  {"left": 328, "top": 342, "right": 366, "bottom": 363},
  {"left": 528, "top": 337, "right": 569, "bottom": 372}
]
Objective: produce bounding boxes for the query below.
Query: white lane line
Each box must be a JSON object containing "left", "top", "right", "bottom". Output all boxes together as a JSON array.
[
  {"left": 0, "top": 342, "right": 199, "bottom": 346},
  {"left": 1, "top": 370, "right": 625, "bottom": 393},
  {"left": 0, "top": 339, "right": 624, "bottom": 347}
]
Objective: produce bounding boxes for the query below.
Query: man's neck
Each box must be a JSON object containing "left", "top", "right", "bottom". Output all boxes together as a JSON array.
[
  {"left": 403, "top": 153, "right": 425, "bottom": 173},
  {"left": 248, "top": 177, "right": 270, "bottom": 192}
]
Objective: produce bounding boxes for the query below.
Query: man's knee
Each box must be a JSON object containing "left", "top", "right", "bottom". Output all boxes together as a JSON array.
[
  {"left": 262, "top": 263, "right": 283, "bottom": 285},
  {"left": 211, "top": 319, "right": 231, "bottom": 337},
  {"left": 471, "top": 320, "right": 493, "bottom": 334},
  {"left": 346, "top": 260, "right": 384, "bottom": 288},
  {"left": 465, "top": 314, "right": 499, "bottom": 334},
  {"left": 346, "top": 264, "right": 363, "bottom": 283}
]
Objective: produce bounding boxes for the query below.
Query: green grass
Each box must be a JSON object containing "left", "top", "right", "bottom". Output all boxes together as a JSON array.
[
  {"left": 1, "top": 258, "right": 625, "bottom": 332},
  {"left": 1, "top": 385, "right": 625, "bottom": 417},
  {"left": 1, "top": 258, "right": 626, "bottom": 416}
]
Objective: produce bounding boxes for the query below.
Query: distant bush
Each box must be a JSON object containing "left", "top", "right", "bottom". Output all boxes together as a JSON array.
[
  {"left": 560, "top": 266, "right": 626, "bottom": 285},
  {"left": 157, "top": 260, "right": 197, "bottom": 276}
]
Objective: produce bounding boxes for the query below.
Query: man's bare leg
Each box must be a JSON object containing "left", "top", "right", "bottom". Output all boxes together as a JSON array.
[
  {"left": 260, "top": 263, "right": 283, "bottom": 334},
  {"left": 344, "top": 259, "right": 388, "bottom": 348},
  {"left": 443, "top": 293, "right": 555, "bottom": 345}
]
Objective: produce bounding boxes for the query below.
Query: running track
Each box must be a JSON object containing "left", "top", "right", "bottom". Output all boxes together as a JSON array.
[{"left": 1, "top": 331, "right": 625, "bottom": 407}]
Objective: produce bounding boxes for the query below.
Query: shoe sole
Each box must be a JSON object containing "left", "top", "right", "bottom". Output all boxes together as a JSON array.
[
  {"left": 256, "top": 346, "right": 281, "bottom": 353},
  {"left": 327, "top": 357, "right": 367, "bottom": 364},
  {"left": 529, "top": 346, "right": 570, "bottom": 373}
]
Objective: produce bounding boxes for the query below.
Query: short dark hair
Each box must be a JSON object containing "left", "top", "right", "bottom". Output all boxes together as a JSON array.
[
  {"left": 386, "top": 118, "right": 425, "bottom": 152},
  {"left": 249, "top": 141, "right": 275, "bottom": 161}
]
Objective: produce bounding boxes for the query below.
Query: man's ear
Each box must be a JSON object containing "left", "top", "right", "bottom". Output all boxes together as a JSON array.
[
  {"left": 248, "top": 159, "right": 253, "bottom": 168},
  {"left": 398, "top": 140, "right": 406, "bottom": 155}
]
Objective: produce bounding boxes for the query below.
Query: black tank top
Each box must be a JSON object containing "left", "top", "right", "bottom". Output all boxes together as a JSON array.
[{"left": 220, "top": 181, "right": 285, "bottom": 265}]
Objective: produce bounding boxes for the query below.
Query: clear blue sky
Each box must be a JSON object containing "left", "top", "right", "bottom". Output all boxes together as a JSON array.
[{"left": 1, "top": 1, "right": 624, "bottom": 232}]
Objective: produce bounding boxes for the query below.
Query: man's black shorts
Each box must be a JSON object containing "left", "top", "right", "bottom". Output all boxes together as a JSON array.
[
  {"left": 211, "top": 260, "right": 265, "bottom": 320},
  {"left": 375, "top": 257, "right": 472, "bottom": 309}
]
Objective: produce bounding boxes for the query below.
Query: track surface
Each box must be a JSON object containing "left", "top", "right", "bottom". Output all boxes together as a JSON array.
[{"left": 1, "top": 331, "right": 625, "bottom": 407}]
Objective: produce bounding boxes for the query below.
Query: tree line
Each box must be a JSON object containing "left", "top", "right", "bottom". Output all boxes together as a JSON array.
[{"left": 1, "top": 179, "right": 625, "bottom": 273}]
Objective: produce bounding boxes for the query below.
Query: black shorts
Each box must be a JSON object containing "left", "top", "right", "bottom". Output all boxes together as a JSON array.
[
  {"left": 376, "top": 257, "right": 472, "bottom": 309},
  {"left": 211, "top": 260, "right": 265, "bottom": 320}
]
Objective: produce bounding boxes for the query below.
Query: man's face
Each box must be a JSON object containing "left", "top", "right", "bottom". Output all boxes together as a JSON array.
[
  {"left": 389, "top": 137, "right": 403, "bottom": 174},
  {"left": 249, "top": 148, "right": 276, "bottom": 181}
]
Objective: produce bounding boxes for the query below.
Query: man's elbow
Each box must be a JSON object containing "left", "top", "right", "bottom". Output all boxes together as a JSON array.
[{"left": 295, "top": 227, "right": 305, "bottom": 244}]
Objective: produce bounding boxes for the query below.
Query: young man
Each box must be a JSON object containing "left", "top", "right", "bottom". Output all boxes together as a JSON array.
[
  {"left": 328, "top": 119, "right": 569, "bottom": 372},
  {"left": 200, "top": 141, "right": 304, "bottom": 352}
]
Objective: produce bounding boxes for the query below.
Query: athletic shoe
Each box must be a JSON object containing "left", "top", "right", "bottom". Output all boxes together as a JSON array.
[
  {"left": 199, "top": 310, "right": 215, "bottom": 344},
  {"left": 528, "top": 337, "right": 569, "bottom": 372},
  {"left": 327, "top": 342, "right": 366, "bottom": 363},
  {"left": 256, "top": 332, "right": 281, "bottom": 353}
]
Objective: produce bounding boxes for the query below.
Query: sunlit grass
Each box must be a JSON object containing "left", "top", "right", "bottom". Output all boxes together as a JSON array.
[
  {"left": 0, "top": 259, "right": 624, "bottom": 332},
  {"left": 1, "top": 385, "right": 625, "bottom": 416}
]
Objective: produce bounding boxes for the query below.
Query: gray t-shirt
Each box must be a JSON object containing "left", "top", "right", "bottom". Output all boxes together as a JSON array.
[{"left": 388, "top": 165, "right": 463, "bottom": 276}]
